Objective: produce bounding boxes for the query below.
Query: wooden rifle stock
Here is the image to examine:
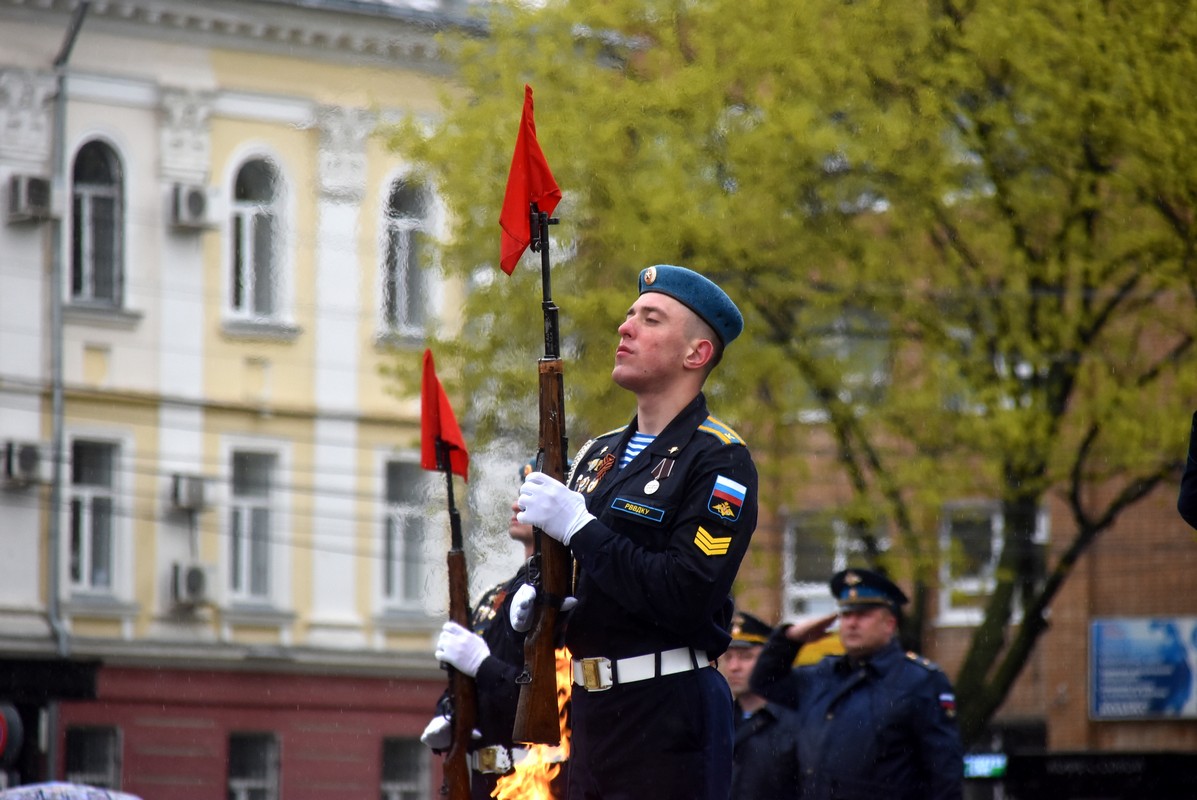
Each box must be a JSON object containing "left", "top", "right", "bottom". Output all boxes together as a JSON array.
[
  {"left": 443, "top": 539, "right": 476, "bottom": 797},
  {"left": 512, "top": 358, "right": 570, "bottom": 745}
]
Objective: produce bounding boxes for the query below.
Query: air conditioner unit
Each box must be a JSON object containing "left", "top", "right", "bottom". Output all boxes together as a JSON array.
[
  {"left": 3, "top": 441, "right": 42, "bottom": 486},
  {"left": 170, "top": 182, "right": 213, "bottom": 229},
  {"left": 7, "top": 174, "right": 52, "bottom": 223},
  {"left": 172, "top": 561, "right": 214, "bottom": 607},
  {"left": 171, "top": 473, "right": 207, "bottom": 511}
]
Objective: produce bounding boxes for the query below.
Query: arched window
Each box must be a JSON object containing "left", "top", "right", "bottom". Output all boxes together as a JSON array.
[
  {"left": 230, "top": 158, "right": 280, "bottom": 318},
  {"left": 382, "top": 178, "right": 430, "bottom": 333},
  {"left": 71, "top": 141, "right": 123, "bottom": 305}
]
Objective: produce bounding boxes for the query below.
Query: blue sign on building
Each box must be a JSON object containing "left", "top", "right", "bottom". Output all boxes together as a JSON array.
[{"left": 1090, "top": 617, "right": 1197, "bottom": 719}]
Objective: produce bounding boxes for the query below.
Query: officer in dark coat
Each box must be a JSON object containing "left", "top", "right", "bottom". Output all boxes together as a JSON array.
[
  {"left": 720, "top": 610, "right": 802, "bottom": 800},
  {"left": 750, "top": 569, "right": 964, "bottom": 800},
  {"left": 1179, "top": 410, "right": 1197, "bottom": 530},
  {"left": 514, "top": 265, "right": 758, "bottom": 800}
]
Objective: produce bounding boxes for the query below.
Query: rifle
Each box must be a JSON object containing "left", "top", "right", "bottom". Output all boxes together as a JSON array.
[
  {"left": 513, "top": 203, "right": 571, "bottom": 746},
  {"left": 440, "top": 441, "right": 476, "bottom": 799}
]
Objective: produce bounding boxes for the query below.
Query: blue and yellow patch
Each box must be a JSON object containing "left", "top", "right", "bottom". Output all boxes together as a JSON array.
[
  {"left": 697, "top": 415, "right": 746, "bottom": 446},
  {"left": 610, "top": 496, "right": 666, "bottom": 523},
  {"left": 694, "top": 525, "right": 732, "bottom": 556}
]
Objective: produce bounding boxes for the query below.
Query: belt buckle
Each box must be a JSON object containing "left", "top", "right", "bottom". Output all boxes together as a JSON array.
[
  {"left": 580, "top": 656, "right": 612, "bottom": 691},
  {"left": 474, "top": 745, "right": 512, "bottom": 774},
  {"left": 476, "top": 747, "right": 500, "bottom": 773}
]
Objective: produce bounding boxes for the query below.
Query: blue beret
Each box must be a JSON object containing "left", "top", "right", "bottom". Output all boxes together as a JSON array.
[
  {"left": 830, "top": 568, "right": 909, "bottom": 611},
  {"left": 638, "top": 264, "right": 743, "bottom": 346}
]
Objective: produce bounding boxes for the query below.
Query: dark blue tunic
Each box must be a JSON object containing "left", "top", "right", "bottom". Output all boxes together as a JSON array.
[
  {"left": 730, "top": 700, "right": 802, "bottom": 800},
  {"left": 751, "top": 634, "right": 963, "bottom": 800},
  {"left": 564, "top": 392, "right": 759, "bottom": 800}
]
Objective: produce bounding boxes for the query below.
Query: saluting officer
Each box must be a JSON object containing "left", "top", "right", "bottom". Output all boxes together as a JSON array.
[
  {"left": 720, "top": 610, "right": 802, "bottom": 800},
  {"left": 749, "top": 569, "right": 964, "bottom": 800},
  {"left": 514, "top": 265, "right": 758, "bottom": 800}
]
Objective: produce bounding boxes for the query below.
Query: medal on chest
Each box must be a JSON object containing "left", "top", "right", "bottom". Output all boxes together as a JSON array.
[
  {"left": 644, "top": 457, "right": 675, "bottom": 495},
  {"left": 577, "top": 448, "right": 617, "bottom": 494}
]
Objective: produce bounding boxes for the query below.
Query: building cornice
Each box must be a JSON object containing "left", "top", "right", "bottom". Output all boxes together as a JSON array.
[{"left": 0, "top": 0, "right": 486, "bottom": 70}]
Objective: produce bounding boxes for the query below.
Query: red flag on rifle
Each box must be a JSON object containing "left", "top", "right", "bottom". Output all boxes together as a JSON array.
[
  {"left": 420, "top": 349, "right": 469, "bottom": 480},
  {"left": 499, "top": 84, "right": 562, "bottom": 275}
]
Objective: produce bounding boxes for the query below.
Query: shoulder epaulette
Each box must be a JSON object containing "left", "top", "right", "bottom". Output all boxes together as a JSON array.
[
  {"left": 698, "top": 415, "right": 747, "bottom": 446},
  {"left": 905, "top": 651, "right": 941, "bottom": 672}
]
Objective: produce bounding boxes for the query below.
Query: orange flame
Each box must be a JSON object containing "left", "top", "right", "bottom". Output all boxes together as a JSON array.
[{"left": 492, "top": 648, "right": 572, "bottom": 800}]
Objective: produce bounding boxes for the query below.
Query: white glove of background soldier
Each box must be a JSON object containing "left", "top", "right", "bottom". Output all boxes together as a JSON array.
[
  {"left": 509, "top": 584, "right": 577, "bottom": 633},
  {"left": 517, "top": 471, "right": 595, "bottom": 546},
  {"left": 435, "top": 621, "right": 490, "bottom": 677},
  {"left": 419, "top": 714, "right": 480, "bottom": 751}
]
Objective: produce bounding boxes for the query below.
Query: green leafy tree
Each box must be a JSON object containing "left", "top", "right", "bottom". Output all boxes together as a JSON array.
[{"left": 388, "top": 0, "right": 1197, "bottom": 743}]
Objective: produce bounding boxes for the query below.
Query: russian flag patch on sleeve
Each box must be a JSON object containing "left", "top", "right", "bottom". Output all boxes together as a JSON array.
[{"left": 707, "top": 475, "right": 747, "bottom": 521}]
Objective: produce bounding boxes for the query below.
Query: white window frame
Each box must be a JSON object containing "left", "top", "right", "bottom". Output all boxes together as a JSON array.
[
  {"left": 228, "top": 732, "right": 279, "bottom": 800},
  {"left": 65, "top": 725, "right": 121, "bottom": 789},
  {"left": 381, "top": 459, "right": 431, "bottom": 610},
  {"left": 381, "top": 737, "right": 430, "bottom": 800},
  {"left": 782, "top": 513, "right": 888, "bottom": 618},
  {"left": 381, "top": 178, "right": 431, "bottom": 335},
  {"left": 229, "top": 450, "right": 276, "bottom": 602},
  {"left": 229, "top": 157, "right": 281, "bottom": 319},
  {"left": 70, "top": 139, "right": 124, "bottom": 306},
  {"left": 68, "top": 438, "right": 119, "bottom": 594},
  {"left": 937, "top": 500, "right": 1050, "bottom": 626}
]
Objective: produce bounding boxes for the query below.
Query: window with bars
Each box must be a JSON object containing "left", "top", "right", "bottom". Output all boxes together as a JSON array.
[
  {"left": 383, "top": 461, "right": 428, "bottom": 608},
  {"left": 69, "top": 440, "right": 117, "bottom": 592},
  {"left": 381, "top": 179, "right": 430, "bottom": 335},
  {"left": 381, "top": 737, "right": 429, "bottom": 800},
  {"left": 230, "top": 159, "right": 280, "bottom": 319},
  {"left": 228, "top": 732, "right": 279, "bottom": 800},
  {"left": 230, "top": 451, "right": 275, "bottom": 601},
  {"left": 65, "top": 726, "right": 121, "bottom": 789},
  {"left": 71, "top": 140, "right": 123, "bottom": 306}
]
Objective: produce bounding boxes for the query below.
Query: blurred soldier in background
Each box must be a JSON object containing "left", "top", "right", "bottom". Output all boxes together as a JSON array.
[
  {"left": 750, "top": 568, "right": 964, "bottom": 800},
  {"left": 719, "top": 610, "right": 801, "bottom": 800}
]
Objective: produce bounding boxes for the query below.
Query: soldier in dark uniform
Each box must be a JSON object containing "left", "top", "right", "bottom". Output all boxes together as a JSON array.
[
  {"left": 1179, "top": 410, "right": 1197, "bottom": 529},
  {"left": 422, "top": 461, "right": 554, "bottom": 800},
  {"left": 749, "top": 569, "right": 964, "bottom": 800},
  {"left": 720, "top": 610, "right": 802, "bottom": 800},
  {"left": 514, "top": 265, "right": 758, "bottom": 800}
]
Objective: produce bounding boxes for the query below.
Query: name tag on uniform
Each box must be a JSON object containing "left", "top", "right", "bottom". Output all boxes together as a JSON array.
[{"left": 611, "top": 496, "right": 666, "bottom": 522}]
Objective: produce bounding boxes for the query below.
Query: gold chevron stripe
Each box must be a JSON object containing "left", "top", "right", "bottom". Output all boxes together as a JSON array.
[{"left": 694, "top": 525, "right": 731, "bottom": 556}]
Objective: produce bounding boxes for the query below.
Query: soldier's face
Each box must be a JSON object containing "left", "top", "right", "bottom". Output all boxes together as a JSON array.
[
  {"left": 838, "top": 606, "right": 896, "bottom": 658},
  {"left": 718, "top": 645, "right": 761, "bottom": 699},
  {"left": 612, "top": 293, "right": 703, "bottom": 393},
  {"left": 509, "top": 494, "right": 534, "bottom": 545}
]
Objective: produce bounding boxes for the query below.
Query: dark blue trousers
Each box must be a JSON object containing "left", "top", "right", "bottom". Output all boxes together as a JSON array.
[{"left": 567, "top": 667, "right": 733, "bottom": 800}]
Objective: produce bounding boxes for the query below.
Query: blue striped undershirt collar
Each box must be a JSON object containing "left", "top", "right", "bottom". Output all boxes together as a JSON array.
[{"left": 620, "top": 432, "right": 656, "bottom": 468}]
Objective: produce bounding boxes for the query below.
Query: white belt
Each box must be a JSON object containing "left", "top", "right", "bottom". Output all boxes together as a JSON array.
[
  {"left": 470, "top": 744, "right": 527, "bottom": 774},
  {"left": 572, "top": 647, "right": 710, "bottom": 692}
]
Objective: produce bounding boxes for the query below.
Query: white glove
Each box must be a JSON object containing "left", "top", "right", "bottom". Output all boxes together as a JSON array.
[
  {"left": 420, "top": 715, "right": 453, "bottom": 750},
  {"left": 435, "top": 621, "right": 490, "bottom": 677},
  {"left": 508, "top": 584, "right": 577, "bottom": 633},
  {"left": 419, "top": 714, "right": 481, "bottom": 751},
  {"left": 517, "top": 471, "right": 595, "bottom": 545},
  {"left": 509, "top": 584, "right": 537, "bottom": 633}
]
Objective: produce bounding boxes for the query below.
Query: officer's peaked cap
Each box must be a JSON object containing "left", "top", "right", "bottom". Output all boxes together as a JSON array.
[
  {"left": 728, "top": 610, "right": 772, "bottom": 648},
  {"left": 830, "top": 568, "right": 909, "bottom": 611},
  {"left": 638, "top": 264, "right": 744, "bottom": 346}
]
